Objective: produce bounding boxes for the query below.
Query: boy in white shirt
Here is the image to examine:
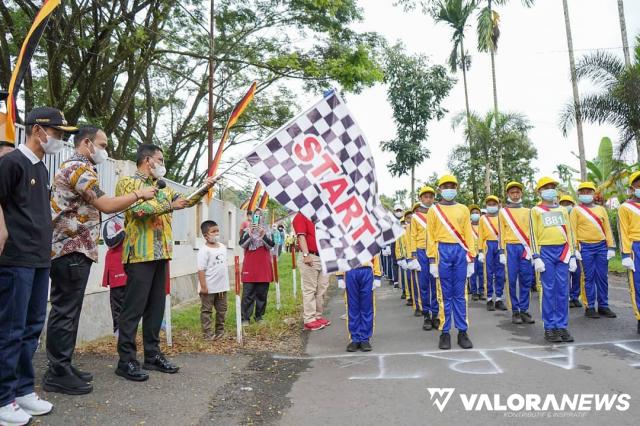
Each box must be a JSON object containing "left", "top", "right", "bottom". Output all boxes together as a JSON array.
[{"left": 197, "top": 221, "right": 230, "bottom": 340}]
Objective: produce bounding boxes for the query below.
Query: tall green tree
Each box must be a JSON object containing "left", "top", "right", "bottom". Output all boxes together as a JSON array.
[{"left": 381, "top": 43, "right": 455, "bottom": 199}]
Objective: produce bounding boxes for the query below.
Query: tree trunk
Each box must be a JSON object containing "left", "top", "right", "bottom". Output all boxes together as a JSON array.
[
  {"left": 488, "top": 0, "right": 501, "bottom": 196},
  {"left": 617, "top": 0, "right": 631, "bottom": 67},
  {"left": 460, "top": 38, "right": 478, "bottom": 203},
  {"left": 411, "top": 166, "right": 415, "bottom": 203},
  {"left": 207, "top": 0, "right": 216, "bottom": 169},
  {"left": 562, "top": 0, "right": 587, "bottom": 180}
]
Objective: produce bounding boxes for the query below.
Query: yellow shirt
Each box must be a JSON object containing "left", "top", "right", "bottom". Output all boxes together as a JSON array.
[
  {"left": 530, "top": 204, "right": 575, "bottom": 256},
  {"left": 395, "top": 228, "right": 408, "bottom": 259},
  {"left": 569, "top": 204, "right": 615, "bottom": 247},
  {"left": 471, "top": 223, "right": 479, "bottom": 252},
  {"left": 337, "top": 254, "right": 382, "bottom": 277},
  {"left": 500, "top": 207, "right": 531, "bottom": 249},
  {"left": 618, "top": 201, "right": 640, "bottom": 255},
  {"left": 426, "top": 203, "right": 476, "bottom": 260},
  {"left": 479, "top": 214, "right": 500, "bottom": 252},
  {"left": 410, "top": 209, "right": 428, "bottom": 254}
]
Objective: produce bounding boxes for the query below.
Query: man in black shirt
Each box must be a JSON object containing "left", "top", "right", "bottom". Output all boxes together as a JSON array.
[{"left": 0, "top": 107, "right": 77, "bottom": 426}]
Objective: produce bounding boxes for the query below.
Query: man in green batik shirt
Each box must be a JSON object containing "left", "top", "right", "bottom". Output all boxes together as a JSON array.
[{"left": 114, "top": 144, "right": 217, "bottom": 382}]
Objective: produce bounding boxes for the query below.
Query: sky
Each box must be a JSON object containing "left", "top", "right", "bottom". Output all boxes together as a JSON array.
[{"left": 338, "top": 0, "right": 640, "bottom": 199}]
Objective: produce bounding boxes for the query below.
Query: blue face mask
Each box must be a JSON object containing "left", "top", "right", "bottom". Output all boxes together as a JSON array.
[
  {"left": 564, "top": 205, "right": 573, "bottom": 213},
  {"left": 540, "top": 188, "right": 557, "bottom": 201},
  {"left": 441, "top": 189, "right": 457, "bottom": 201},
  {"left": 470, "top": 213, "right": 480, "bottom": 222},
  {"left": 486, "top": 206, "right": 499, "bottom": 214},
  {"left": 578, "top": 194, "right": 594, "bottom": 204},
  {"left": 635, "top": 188, "right": 640, "bottom": 199}
]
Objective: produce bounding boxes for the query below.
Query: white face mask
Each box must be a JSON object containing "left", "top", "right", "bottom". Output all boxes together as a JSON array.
[
  {"left": 394, "top": 211, "right": 403, "bottom": 218},
  {"left": 40, "top": 131, "right": 64, "bottom": 155},
  {"left": 206, "top": 235, "right": 220, "bottom": 244},
  {"left": 150, "top": 161, "right": 166, "bottom": 179},
  {"left": 90, "top": 144, "right": 109, "bottom": 164}
]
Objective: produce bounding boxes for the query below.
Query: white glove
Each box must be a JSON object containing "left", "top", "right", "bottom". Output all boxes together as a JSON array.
[
  {"left": 569, "top": 257, "right": 577, "bottom": 272},
  {"left": 466, "top": 262, "right": 474, "bottom": 278},
  {"left": 622, "top": 257, "right": 635, "bottom": 271},
  {"left": 398, "top": 259, "right": 407, "bottom": 269},
  {"left": 477, "top": 252, "right": 485, "bottom": 263},
  {"left": 409, "top": 259, "right": 421, "bottom": 271},
  {"left": 499, "top": 254, "right": 506, "bottom": 265},
  {"left": 533, "top": 257, "right": 545, "bottom": 273},
  {"left": 429, "top": 263, "right": 439, "bottom": 278},
  {"left": 382, "top": 247, "right": 391, "bottom": 256},
  {"left": 372, "top": 278, "right": 381, "bottom": 290},
  {"left": 607, "top": 249, "right": 615, "bottom": 260},
  {"left": 338, "top": 277, "right": 346, "bottom": 289},
  {"left": 574, "top": 250, "right": 582, "bottom": 261}
]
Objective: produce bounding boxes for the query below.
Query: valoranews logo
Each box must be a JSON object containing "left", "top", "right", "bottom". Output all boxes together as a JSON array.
[{"left": 427, "top": 388, "right": 630, "bottom": 417}]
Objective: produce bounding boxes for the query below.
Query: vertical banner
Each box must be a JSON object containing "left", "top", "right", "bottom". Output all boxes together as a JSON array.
[
  {"left": 234, "top": 255, "right": 243, "bottom": 346},
  {"left": 273, "top": 254, "right": 281, "bottom": 310}
]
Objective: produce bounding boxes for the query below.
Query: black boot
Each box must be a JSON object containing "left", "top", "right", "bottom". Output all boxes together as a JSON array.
[
  {"left": 400, "top": 293, "right": 406, "bottom": 300},
  {"left": 406, "top": 298, "right": 413, "bottom": 306},
  {"left": 472, "top": 294, "right": 479, "bottom": 301},
  {"left": 520, "top": 312, "right": 535, "bottom": 324},
  {"left": 431, "top": 317, "right": 441, "bottom": 330},
  {"left": 597, "top": 307, "right": 617, "bottom": 318},
  {"left": 486, "top": 300, "right": 495, "bottom": 311},
  {"left": 479, "top": 294, "right": 487, "bottom": 300},
  {"left": 360, "top": 341, "right": 372, "bottom": 352},
  {"left": 71, "top": 365, "right": 93, "bottom": 382},
  {"left": 414, "top": 309, "right": 422, "bottom": 317},
  {"left": 512, "top": 312, "right": 523, "bottom": 324},
  {"left": 584, "top": 307, "right": 600, "bottom": 318},
  {"left": 495, "top": 300, "right": 507, "bottom": 311},
  {"left": 457, "top": 331, "right": 473, "bottom": 349},
  {"left": 423, "top": 316, "right": 433, "bottom": 331},
  {"left": 439, "top": 333, "right": 451, "bottom": 350},
  {"left": 558, "top": 328, "right": 574, "bottom": 343},
  {"left": 544, "top": 329, "right": 562, "bottom": 343},
  {"left": 346, "top": 341, "right": 360, "bottom": 352}
]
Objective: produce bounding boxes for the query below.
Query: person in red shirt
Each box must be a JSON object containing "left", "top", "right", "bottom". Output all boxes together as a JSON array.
[
  {"left": 292, "top": 213, "right": 330, "bottom": 331},
  {"left": 102, "top": 214, "right": 128, "bottom": 337}
]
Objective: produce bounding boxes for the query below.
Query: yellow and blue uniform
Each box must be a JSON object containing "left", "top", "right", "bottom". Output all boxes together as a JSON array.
[
  {"left": 530, "top": 204, "right": 576, "bottom": 330},
  {"left": 395, "top": 223, "right": 410, "bottom": 300},
  {"left": 469, "top": 222, "right": 484, "bottom": 296},
  {"left": 338, "top": 256, "right": 381, "bottom": 344},
  {"left": 570, "top": 204, "right": 615, "bottom": 309},
  {"left": 479, "top": 214, "right": 504, "bottom": 300},
  {"left": 618, "top": 200, "right": 640, "bottom": 320},
  {"left": 411, "top": 209, "right": 438, "bottom": 318},
  {"left": 500, "top": 206, "right": 534, "bottom": 313},
  {"left": 427, "top": 203, "right": 476, "bottom": 333}
]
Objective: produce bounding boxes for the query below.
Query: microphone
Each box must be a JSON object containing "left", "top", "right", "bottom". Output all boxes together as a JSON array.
[{"left": 156, "top": 179, "right": 166, "bottom": 189}]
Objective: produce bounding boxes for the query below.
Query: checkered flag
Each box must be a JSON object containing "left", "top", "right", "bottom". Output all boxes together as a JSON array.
[{"left": 245, "top": 90, "right": 403, "bottom": 273}]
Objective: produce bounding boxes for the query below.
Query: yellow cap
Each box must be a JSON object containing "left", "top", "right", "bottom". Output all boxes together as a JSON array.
[
  {"left": 485, "top": 195, "right": 500, "bottom": 204},
  {"left": 468, "top": 204, "right": 481, "bottom": 212},
  {"left": 577, "top": 181, "right": 597, "bottom": 191},
  {"left": 535, "top": 176, "right": 559, "bottom": 191},
  {"left": 412, "top": 202, "right": 420, "bottom": 211},
  {"left": 403, "top": 210, "right": 413, "bottom": 219},
  {"left": 629, "top": 171, "right": 640, "bottom": 186},
  {"left": 505, "top": 181, "right": 524, "bottom": 192},
  {"left": 418, "top": 185, "right": 435, "bottom": 196},
  {"left": 559, "top": 195, "right": 575, "bottom": 205},
  {"left": 438, "top": 174, "right": 458, "bottom": 187}
]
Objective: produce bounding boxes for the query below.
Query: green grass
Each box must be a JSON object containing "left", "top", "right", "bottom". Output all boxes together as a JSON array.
[
  {"left": 609, "top": 254, "right": 626, "bottom": 274},
  {"left": 171, "top": 253, "right": 303, "bottom": 339}
]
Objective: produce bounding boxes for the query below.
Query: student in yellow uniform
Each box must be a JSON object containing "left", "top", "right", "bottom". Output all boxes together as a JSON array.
[
  {"left": 410, "top": 186, "right": 439, "bottom": 330},
  {"left": 395, "top": 214, "right": 409, "bottom": 301},
  {"left": 408, "top": 203, "right": 423, "bottom": 317},
  {"left": 468, "top": 204, "right": 485, "bottom": 301},
  {"left": 530, "top": 177, "right": 577, "bottom": 343},
  {"left": 559, "top": 195, "right": 582, "bottom": 309},
  {"left": 478, "top": 195, "right": 506, "bottom": 311},
  {"left": 617, "top": 171, "right": 640, "bottom": 334},
  {"left": 570, "top": 182, "right": 617, "bottom": 319},
  {"left": 403, "top": 210, "right": 415, "bottom": 306},
  {"left": 337, "top": 256, "right": 382, "bottom": 352},
  {"left": 500, "top": 181, "right": 536, "bottom": 325},
  {"left": 427, "top": 175, "right": 476, "bottom": 350}
]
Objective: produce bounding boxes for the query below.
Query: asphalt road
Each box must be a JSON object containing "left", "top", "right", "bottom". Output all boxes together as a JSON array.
[{"left": 278, "top": 274, "right": 640, "bottom": 426}]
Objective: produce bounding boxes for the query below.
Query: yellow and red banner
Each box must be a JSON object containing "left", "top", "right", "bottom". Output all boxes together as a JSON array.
[{"left": 243, "top": 181, "right": 262, "bottom": 212}]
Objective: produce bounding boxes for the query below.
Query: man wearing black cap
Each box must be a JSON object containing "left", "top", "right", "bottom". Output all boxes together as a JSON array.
[{"left": 0, "top": 107, "right": 77, "bottom": 426}]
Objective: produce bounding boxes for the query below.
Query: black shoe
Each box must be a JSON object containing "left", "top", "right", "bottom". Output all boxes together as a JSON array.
[
  {"left": 423, "top": 317, "right": 433, "bottom": 331},
  {"left": 360, "top": 341, "right": 372, "bottom": 352},
  {"left": 544, "top": 329, "right": 562, "bottom": 343},
  {"left": 572, "top": 299, "right": 583, "bottom": 308},
  {"left": 406, "top": 298, "right": 413, "bottom": 306},
  {"left": 346, "top": 342, "right": 360, "bottom": 352},
  {"left": 43, "top": 370, "right": 93, "bottom": 395},
  {"left": 116, "top": 360, "right": 149, "bottom": 381},
  {"left": 439, "top": 333, "right": 451, "bottom": 350},
  {"left": 457, "top": 331, "right": 473, "bottom": 349},
  {"left": 400, "top": 293, "right": 406, "bottom": 300},
  {"left": 472, "top": 294, "right": 479, "bottom": 301},
  {"left": 495, "top": 300, "right": 507, "bottom": 311},
  {"left": 520, "top": 312, "right": 535, "bottom": 324},
  {"left": 585, "top": 307, "right": 600, "bottom": 318},
  {"left": 598, "top": 307, "right": 617, "bottom": 318},
  {"left": 394, "top": 283, "right": 399, "bottom": 289},
  {"left": 414, "top": 309, "right": 422, "bottom": 317},
  {"left": 512, "top": 312, "right": 523, "bottom": 324},
  {"left": 71, "top": 365, "right": 93, "bottom": 382},
  {"left": 486, "top": 300, "right": 495, "bottom": 311},
  {"left": 479, "top": 294, "right": 487, "bottom": 300},
  {"left": 569, "top": 299, "right": 577, "bottom": 308},
  {"left": 431, "top": 318, "right": 441, "bottom": 330},
  {"left": 558, "top": 328, "right": 574, "bottom": 342},
  {"left": 144, "top": 354, "right": 180, "bottom": 374},
  {"left": 637, "top": 320, "right": 640, "bottom": 334}
]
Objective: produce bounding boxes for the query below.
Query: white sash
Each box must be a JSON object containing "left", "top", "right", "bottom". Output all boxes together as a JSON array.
[
  {"left": 413, "top": 212, "right": 427, "bottom": 229},
  {"left": 575, "top": 205, "right": 606, "bottom": 239},
  {"left": 500, "top": 208, "right": 532, "bottom": 259},
  {"left": 534, "top": 206, "right": 571, "bottom": 263},
  {"left": 482, "top": 215, "right": 499, "bottom": 239},
  {"left": 622, "top": 202, "right": 640, "bottom": 217},
  {"left": 433, "top": 205, "right": 472, "bottom": 262}
]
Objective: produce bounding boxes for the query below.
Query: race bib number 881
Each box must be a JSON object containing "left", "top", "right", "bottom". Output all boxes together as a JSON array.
[{"left": 542, "top": 210, "right": 566, "bottom": 227}]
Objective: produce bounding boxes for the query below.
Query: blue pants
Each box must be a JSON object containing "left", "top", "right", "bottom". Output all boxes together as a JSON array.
[
  {"left": 411, "top": 270, "right": 421, "bottom": 312},
  {"left": 484, "top": 240, "right": 505, "bottom": 299},
  {"left": 417, "top": 249, "right": 438, "bottom": 317},
  {"left": 469, "top": 258, "right": 485, "bottom": 295},
  {"left": 569, "top": 266, "right": 581, "bottom": 301},
  {"left": 628, "top": 242, "right": 640, "bottom": 321},
  {"left": 505, "top": 243, "right": 534, "bottom": 312},
  {"left": 0, "top": 266, "right": 50, "bottom": 406},
  {"left": 345, "top": 267, "right": 375, "bottom": 343},
  {"left": 580, "top": 241, "right": 609, "bottom": 308},
  {"left": 540, "top": 245, "right": 570, "bottom": 330},
  {"left": 435, "top": 243, "right": 468, "bottom": 333}
]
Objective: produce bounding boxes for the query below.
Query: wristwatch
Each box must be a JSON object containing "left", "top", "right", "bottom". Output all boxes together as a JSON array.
[{"left": 303, "top": 252, "right": 309, "bottom": 257}]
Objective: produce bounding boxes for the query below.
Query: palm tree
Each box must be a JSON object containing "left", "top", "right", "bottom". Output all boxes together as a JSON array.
[
  {"left": 431, "top": 0, "right": 480, "bottom": 198},
  {"left": 560, "top": 36, "right": 640, "bottom": 160},
  {"left": 476, "top": 0, "right": 534, "bottom": 195},
  {"left": 617, "top": 0, "right": 631, "bottom": 67},
  {"left": 561, "top": 0, "right": 587, "bottom": 180}
]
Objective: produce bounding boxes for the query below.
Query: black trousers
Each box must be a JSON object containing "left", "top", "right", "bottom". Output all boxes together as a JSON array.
[
  {"left": 46, "top": 253, "right": 92, "bottom": 375},
  {"left": 117, "top": 260, "right": 167, "bottom": 366},
  {"left": 241, "top": 282, "right": 269, "bottom": 321},
  {"left": 109, "top": 286, "right": 127, "bottom": 333}
]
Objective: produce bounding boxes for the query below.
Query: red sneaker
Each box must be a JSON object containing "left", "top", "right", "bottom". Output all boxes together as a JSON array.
[
  {"left": 317, "top": 317, "right": 332, "bottom": 326},
  {"left": 304, "top": 320, "right": 325, "bottom": 331}
]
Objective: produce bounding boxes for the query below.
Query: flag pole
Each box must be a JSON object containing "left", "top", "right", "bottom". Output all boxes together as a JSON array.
[
  {"left": 273, "top": 254, "right": 281, "bottom": 310},
  {"left": 234, "top": 256, "right": 243, "bottom": 346},
  {"left": 291, "top": 245, "right": 297, "bottom": 299},
  {"left": 207, "top": 0, "right": 216, "bottom": 167}
]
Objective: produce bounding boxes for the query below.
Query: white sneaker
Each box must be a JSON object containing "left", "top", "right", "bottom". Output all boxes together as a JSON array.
[
  {"left": 15, "top": 392, "right": 53, "bottom": 416},
  {"left": 0, "top": 401, "right": 31, "bottom": 426}
]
